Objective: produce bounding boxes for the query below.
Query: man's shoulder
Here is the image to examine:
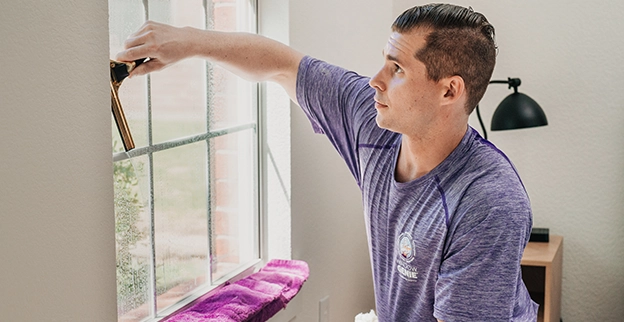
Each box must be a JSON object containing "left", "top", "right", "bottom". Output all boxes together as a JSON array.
[
  {"left": 441, "top": 134, "right": 530, "bottom": 214},
  {"left": 457, "top": 134, "right": 524, "bottom": 186},
  {"left": 299, "top": 56, "right": 372, "bottom": 92},
  {"left": 443, "top": 139, "right": 532, "bottom": 242}
]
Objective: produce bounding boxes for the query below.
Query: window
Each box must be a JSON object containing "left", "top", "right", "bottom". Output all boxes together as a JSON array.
[{"left": 109, "top": 0, "right": 260, "bottom": 321}]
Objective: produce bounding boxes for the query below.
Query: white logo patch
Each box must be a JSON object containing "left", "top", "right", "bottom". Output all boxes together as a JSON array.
[{"left": 396, "top": 232, "right": 419, "bottom": 281}]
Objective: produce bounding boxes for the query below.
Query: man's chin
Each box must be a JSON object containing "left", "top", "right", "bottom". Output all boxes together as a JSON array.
[
  {"left": 376, "top": 115, "right": 405, "bottom": 135},
  {"left": 375, "top": 114, "right": 393, "bottom": 131}
]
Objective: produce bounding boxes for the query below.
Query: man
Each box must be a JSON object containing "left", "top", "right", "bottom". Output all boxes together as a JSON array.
[{"left": 117, "top": 3, "right": 538, "bottom": 321}]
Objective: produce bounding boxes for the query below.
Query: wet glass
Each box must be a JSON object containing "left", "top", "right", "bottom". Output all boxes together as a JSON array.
[
  {"left": 110, "top": 0, "right": 258, "bottom": 319},
  {"left": 210, "top": 129, "right": 258, "bottom": 282},
  {"left": 153, "top": 142, "right": 209, "bottom": 312},
  {"left": 207, "top": 0, "right": 255, "bottom": 130},
  {"left": 113, "top": 155, "right": 151, "bottom": 322},
  {"left": 149, "top": 0, "right": 208, "bottom": 144}
]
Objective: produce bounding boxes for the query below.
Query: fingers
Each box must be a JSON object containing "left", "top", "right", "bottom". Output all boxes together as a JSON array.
[
  {"left": 129, "top": 59, "right": 164, "bottom": 77},
  {"left": 125, "top": 21, "right": 162, "bottom": 46},
  {"left": 122, "top": 33, "right": 148, "bottom": 52},
  {"left": 115, "top": 20, "right": 189, "bottom": 76},
  {"left": 115, "top": 21, "right": 161, "bottom": 62},
  {"left": 116, "top": 44, "right": 151, "bottom": 63}
]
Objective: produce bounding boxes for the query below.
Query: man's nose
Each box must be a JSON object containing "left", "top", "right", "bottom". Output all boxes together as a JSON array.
[{"left": 369, "top": 69, "right": 386, "bottom": 92}]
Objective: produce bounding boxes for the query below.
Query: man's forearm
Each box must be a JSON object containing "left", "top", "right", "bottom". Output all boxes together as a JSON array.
[
  {"left": 189, "top": 29, "right": 303, "bottom": 99},
  {"left": 117, "top": 21, "right": 303, "bottom": 100}
]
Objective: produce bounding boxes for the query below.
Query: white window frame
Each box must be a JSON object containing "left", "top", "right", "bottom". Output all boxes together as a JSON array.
[{"left": 110, "top": 0, "right": 267, "bottom": 320}]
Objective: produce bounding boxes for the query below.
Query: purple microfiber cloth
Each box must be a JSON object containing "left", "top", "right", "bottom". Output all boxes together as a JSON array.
[{"left": 162, "top": 259, "right": 309, "bottom": 322}]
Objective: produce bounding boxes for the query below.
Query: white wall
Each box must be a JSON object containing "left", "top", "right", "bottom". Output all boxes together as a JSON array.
[
  {"left": 6, "top": 1, "right": 619, "bottom": 322},
  {"left": 391, "top": 1, "right": 624, "bottom": 321},
  {"left": 287, "top": 0, "right": 392, "bottom": 320},
  {"left": 0, "top": 1, "right": 117, "bottom": 321}
]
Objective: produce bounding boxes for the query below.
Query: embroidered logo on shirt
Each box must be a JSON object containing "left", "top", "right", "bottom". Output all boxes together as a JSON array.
[{"left": 396, "top": 232, "right": 418, "bottom": 281}]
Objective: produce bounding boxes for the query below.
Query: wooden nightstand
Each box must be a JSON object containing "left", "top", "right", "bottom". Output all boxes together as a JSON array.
[{"left": 521, "top": 235, "right": 563, "bottom": 322}]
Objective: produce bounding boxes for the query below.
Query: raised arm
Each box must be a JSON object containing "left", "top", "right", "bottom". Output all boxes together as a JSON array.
[{"left": 116, "top": 21, "right": 304, "bottom": 101}]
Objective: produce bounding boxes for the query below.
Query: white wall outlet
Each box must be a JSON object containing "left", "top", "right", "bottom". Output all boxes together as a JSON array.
[{"left": 319, "top": 296, "right": 330, "bottom": 322}]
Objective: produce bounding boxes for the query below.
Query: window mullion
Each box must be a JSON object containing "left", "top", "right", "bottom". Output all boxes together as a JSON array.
[
  {"left": 204, "top": 0, "right": 215, "bottom": 286},
  {"left": 113, "top": 123, "right": 256, "bottom": 161},
  {"left": 147, "top": 152, "right": 157, "bottom": 319},
  {"left": 141, "top": 0, "right": 159, "bottom": 317},
  {"left": 251, "top": 0, "right": 263, "bottom": 265}
]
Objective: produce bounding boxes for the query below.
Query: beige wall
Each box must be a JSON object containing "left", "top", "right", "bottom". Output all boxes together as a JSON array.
[
  {"left": 0, "top": 1, "right": 117, "bottom": 321},
  {"left": 286, "top": 0, "right": 392, "bottom": 320},
  {"left": 6, "top": 1, "right": 618, "bottom": 322}
]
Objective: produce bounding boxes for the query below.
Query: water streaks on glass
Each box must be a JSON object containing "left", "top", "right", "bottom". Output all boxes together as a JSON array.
[{"left": 110, "top": 0, "right": 259, "bottom": 321}]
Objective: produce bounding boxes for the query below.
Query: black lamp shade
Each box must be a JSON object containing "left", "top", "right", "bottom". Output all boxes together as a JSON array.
[{"left": 491, "top": 92, "right": 548, "bottom": 131}]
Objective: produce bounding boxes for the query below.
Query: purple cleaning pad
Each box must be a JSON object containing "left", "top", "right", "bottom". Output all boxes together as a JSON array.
[{"left": 162, "top": 259, "right": 309, "bottom": 322}]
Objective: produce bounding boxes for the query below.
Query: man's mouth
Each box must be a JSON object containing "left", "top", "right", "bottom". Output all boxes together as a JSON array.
[
  {"left": 374, "top": 100, "right": 388, "bottom": 109},
  {"left": 373, "top": 97, "right": 388, "bottom": 109}
]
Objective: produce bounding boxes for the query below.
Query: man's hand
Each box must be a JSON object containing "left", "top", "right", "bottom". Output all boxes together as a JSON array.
[{"left": 116, "top": 21, "right": 197, "bottom": 77}]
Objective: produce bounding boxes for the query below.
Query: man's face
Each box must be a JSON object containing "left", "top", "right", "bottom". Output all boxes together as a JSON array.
[{"left": 369, "top": 28, "right": 444, "bottom": 136}]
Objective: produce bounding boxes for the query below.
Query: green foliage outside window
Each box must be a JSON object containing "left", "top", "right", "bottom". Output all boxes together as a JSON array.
[{"left": 113, "top": 142, "right": 150, "bottom": 315}]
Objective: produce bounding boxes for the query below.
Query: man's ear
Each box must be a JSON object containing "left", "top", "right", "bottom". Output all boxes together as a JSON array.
[{"left": 441, "top": 75, "right": 465, "bottom": 105}]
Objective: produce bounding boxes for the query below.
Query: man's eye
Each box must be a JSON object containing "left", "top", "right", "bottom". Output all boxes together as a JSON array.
[{"left": 393, "top": 64, "right": 403, "bottom": 73}]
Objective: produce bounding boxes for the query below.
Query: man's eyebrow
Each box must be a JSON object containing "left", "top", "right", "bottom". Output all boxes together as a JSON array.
[
  {"left": 381, "top": 49, "right": 404, "bottom": 66},
  {"left": 385, "top": 53, "right": 403, "bottom": 65}
]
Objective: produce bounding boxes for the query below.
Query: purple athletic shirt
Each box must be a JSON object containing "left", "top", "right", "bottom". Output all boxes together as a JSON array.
[{"left": 296, "top": 56, "right": 538, "bottom": 321}]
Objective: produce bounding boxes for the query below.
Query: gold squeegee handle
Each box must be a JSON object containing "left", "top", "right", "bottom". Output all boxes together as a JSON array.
[
  {"left": 110, "top": 80, "right": 135, "bottom": 151},
  {"left": 110, "top": 58, "right": 146, "bottom": 152}
]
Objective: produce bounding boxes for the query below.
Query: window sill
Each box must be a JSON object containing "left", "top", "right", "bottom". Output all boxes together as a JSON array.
[{"left": 160, "top": 259, "right": 309, "bottom": 322}]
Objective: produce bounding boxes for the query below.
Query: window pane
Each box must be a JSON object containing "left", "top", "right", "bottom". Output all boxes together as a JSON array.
[
  {"left": 149, "top": 0, "right": 207, "bottom": 144},
  {"left": 208, "top": 66, "right": 254, "bottom": 130},
  {"left": 115, "top": 76, "right": 149, "bottom": 150},
  {"left": 153, "top": 142, "right": 209, "bottom": 312},
  {"left": 114, "top": 156, "right": 151, "bottom": 322},
  {"left": 109, "top": 0, "right": 148, "bottom": 149},
  {"left": 150, "top": 57, "right": 207, "bottom": 144},
  {"left": 209, "top": 0, "right": 253, "bottom": 32},
  {"left": 210, "top": 129, "right": 258, "bottom": 282},
  {"left": 109, "top": 0, "right": 144, "bottom": 57},
  {"left": 207, "top": 0, "right": 255, "bottom": 129}
]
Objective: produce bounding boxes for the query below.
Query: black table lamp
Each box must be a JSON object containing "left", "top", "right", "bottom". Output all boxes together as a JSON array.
[{"left": 475, "top": 78, "right": 548, "bottom": 140}]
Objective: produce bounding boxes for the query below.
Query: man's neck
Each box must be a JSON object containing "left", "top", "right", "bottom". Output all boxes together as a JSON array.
[{"left": 395, "top": 125, "right": 467, "bottom": 183}]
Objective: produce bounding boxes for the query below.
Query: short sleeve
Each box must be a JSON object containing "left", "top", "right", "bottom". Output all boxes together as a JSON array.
[{"left": 295, "top": 56, "right": 376, "bottom": 184}]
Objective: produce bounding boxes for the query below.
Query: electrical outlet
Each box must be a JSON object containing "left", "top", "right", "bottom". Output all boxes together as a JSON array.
[{"left": 319, "top": 296, "right": 330, "bottom": 322}]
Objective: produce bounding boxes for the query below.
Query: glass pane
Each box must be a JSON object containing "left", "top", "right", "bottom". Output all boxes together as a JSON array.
[
  {"left": 207, "top": 0, "right": 255, "bottom": 129},
  {"left": 208, "top": 0, "right": 254, "bottom": 32},
  {"left": 210, "top": 129, "right": 258, "bottom": 282},
  {"left": 110, "top": 0, "right": 149, "bottom": 149},
  {"left": 153, "top": 142, "right": 209, "bottom": 312},
  {"left": 208, "top": 65, "right": 254, "bottom": 130},
  {"left": 149, "top": 0, "right": 207, "bottom": 144},
  {"left": 113, "top": 156, "right": 151, "bottom": 322},
  {"left": 116, "top": 76, "right": 149, "bottom": 149},
  {"left": 109, "top": 0, "right": 145, "bottom": 57}
]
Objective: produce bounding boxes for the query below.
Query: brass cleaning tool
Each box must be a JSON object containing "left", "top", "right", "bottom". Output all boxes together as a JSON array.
[{"left": 110, "top": 58, "right": 147, "bottom": 151}]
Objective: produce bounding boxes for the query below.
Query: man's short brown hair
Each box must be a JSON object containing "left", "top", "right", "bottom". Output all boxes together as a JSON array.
[{"left": 392, "top": 4, "right": 497, "bottom": 113}]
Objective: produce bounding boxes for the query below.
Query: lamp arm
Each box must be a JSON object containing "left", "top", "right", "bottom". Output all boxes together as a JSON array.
[
  {"left": 475, "top": 77, "right": 523, "bottom": 140},
  {"left": 490, "top": 78, "right": 521, "bottom": 93},
  {"left": 475, "top": 104, "right": 488, "bottom": 140}
]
